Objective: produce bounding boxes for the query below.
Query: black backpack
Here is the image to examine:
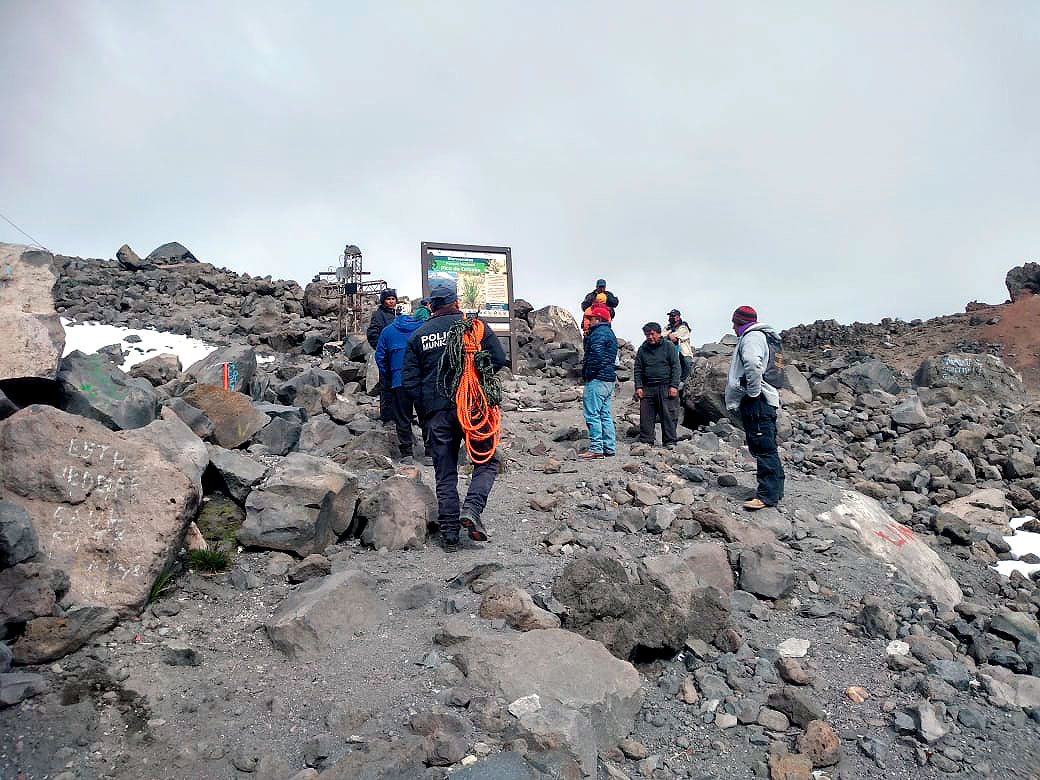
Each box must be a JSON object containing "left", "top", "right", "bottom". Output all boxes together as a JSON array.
[{"left": 762, "top": 331, "right": 787, "bottom": 389}]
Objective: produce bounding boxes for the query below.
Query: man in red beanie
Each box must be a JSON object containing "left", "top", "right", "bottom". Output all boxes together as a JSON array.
[
  {"left": 580, "top": 304, "right": 618, "bottom": 458},
  {"left": 725, "top": 305, "right": 785, "bottom": 510}
]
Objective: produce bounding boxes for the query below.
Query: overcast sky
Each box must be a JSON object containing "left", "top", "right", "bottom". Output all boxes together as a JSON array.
[{"left": 2, "top": 1, "right": 1037, "bottom": 343}]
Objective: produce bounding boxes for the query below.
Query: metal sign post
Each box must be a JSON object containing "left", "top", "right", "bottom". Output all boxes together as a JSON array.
[{"left": 420, "top": 242, "right": 517, "bottom": 370}]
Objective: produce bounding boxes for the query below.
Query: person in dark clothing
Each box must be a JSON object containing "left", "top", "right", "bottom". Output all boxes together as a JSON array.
[
  {"left": 375, "top": 313, "right": 427, "bottom": 461},
  {"left": 366, "top": 288, "right": 398, "bottom": 424},
  {"left": 634, "top": 322, "right": 681, "bottom": 447},
  {"left": 580, "top": 278, "right": 619, "bottom": 318},
  {"left": 402, "top": 283, "right": 507, "bottom": 552},
  {"left": 580, "top": 305, "right": 618, "bottom": 458}
]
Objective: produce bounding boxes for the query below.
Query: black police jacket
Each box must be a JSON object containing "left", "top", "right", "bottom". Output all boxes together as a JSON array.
[{"left": 401, "top": 310, "right": 507, "bottom": 415}]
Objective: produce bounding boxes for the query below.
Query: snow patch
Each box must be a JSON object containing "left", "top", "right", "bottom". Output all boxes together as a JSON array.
[
  {"left": 61, "top": 318, "right": 218, "bottom": 370},
  {"left": 993, "top": 516, "right": 1040, "bottom": 579}
]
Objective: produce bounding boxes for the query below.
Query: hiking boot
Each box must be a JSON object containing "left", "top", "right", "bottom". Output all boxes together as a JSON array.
[
  {"left": 460, "top": 511, "right": 489, "bottom": 542},
  {"left": 579, "top": 451, "right": 604, "bottom": 459},
  {"left": 743, "top": 498, "right": 770, "bottom": 511},
  {"left": 437, "top": 533, "right": 461, "bottom": 553},
  {"left": 603, "top": 450, "right": 616, "bottom": 457}
]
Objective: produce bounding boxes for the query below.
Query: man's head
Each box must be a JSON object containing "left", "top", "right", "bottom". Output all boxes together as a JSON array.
[
  {"left": 429, "top": 283, "right": 458, "bottom": 312},
  {"left": 595, "top": 278, "right": 606, "bottom": 292},
  {"left": 642, "top": 322, "right": 662, "bottom": 344},
  {"left": 732, "top": 305, "right": 758, "bottom": 335},
  {"left": 379, "top": 288, "right": 398, "bottom": 309},
  {"left": 588, "top": 304, "right": 611, "bottom": 324},
  {"left": 667, "top": 308, "right": 681, "bottom": 324}
]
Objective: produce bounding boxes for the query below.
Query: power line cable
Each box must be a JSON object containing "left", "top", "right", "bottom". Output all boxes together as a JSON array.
[{"left": 0, "top": 210, "right": 51, "bottom": 253}]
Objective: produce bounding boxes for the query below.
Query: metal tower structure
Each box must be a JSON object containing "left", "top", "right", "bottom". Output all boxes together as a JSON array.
[{"left": 313, "top": 244, "right": 387, "bottom": 340}]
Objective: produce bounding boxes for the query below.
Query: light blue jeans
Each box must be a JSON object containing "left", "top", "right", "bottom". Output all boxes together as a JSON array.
[{"left": 583, "top": 379, "right": 616, "bottom": 454}]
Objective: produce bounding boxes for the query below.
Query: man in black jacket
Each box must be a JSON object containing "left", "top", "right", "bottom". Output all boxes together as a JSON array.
[
  {"left": 634, "top": 322, "right": 681, "bottom": 447},
  {"left": 366, "top": 288, "right": 398, "bottom": 424},
  {"left": 402, "top": 283, "right": 507, "bottom": 552},
  {"left": 579, "top": 279, "right": 619, "bottom": 318}
]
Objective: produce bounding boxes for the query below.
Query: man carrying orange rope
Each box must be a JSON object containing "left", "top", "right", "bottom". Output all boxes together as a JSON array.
[{"left": 402, "top": 282, "right": 507, "bottom": 553}]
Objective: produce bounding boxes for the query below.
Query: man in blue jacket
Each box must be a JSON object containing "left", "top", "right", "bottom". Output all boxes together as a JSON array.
[
  {"left": 402, "top": 283, "right": 507, "bottom": 552},
  {"left": 375, "top": 309, "right": 428, "bottom": 462},
  {"left": 580, "top": 304, "right": 618, "bottom": 459}
]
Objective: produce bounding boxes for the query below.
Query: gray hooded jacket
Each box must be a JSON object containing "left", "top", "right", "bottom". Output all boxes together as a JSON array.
[{"left": 725, "top": 323, "right": 781, "bottom": 410}]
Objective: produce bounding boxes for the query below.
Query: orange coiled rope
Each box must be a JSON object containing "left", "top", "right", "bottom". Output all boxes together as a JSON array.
[{"left": 440, "top": 315, "right": 501, "bottom": 464}]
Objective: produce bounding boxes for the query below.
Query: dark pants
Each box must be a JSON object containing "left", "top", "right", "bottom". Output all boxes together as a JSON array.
[
  {"left": 427, "top": 409, "right": 499, "bottom": 541},
  {"left": 379, "top": 384, "right": 393, "bottom": 423},
  {"left": 680, "top": 355, "right": 693, "bottom": 382},
  {"left": 391, "top": 388, "right": 416, "bottom": 457},
  {"left": 739, "top": 394, "right": 785, "bottom": 505},
  {"left": 639, "top": 384, "right": 680, "bottom": 446}
]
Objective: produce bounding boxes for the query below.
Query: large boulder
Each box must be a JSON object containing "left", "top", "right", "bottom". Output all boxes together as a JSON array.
[
  {"left": 181, "top": 383, "right": 268, "bottom": 448},
  {"left": 145, "top": 241, "right": 196, "bottom": 263},
  {"left": 528, "top": 306, "right": 582, "bottom": 346},
  {"left": 939, "top": 489, "right": 1011, "bottom": 534},
  {"left": 57, "top": 351, "right": 159, "bottom": 430},
  {"left": 817, "top": 491, "right": 962, "bottom": 609},
  {"left": 128, "top": 354, "right": 182, "bottom": 386},
  {"left": 0, "top": 562, "right": 68, "bottom": 638},
  {"left": 0, "top": 243, "right": 65, "bottom": 381},
  {"left": 354, "top": 474, "right": 436, "bottom": 550},
  {"left": 552, "top": 553, "right": 727, "bottom": 659},
  {"left": 303, "top": 280, "right": 342, "bottom": 318},
  {"left": 276, "top": 368, "right": 344, "bottom": 406},
  {"left": 1005, "top": 262, "right": 1040, "bottom": 302},
  {"left": 185, "top": 344, "right": 256, "bottom": 394},
  {"left": 681, "top": 353, "right": 737, "bottom": 428},
  {"left": 913, "top": 352, "right": 1024, "bottom": 403},
  {"left": 0, "top": 499, "right": 39, "bottom": 568},
  {"left": 238, "top": 453, "right": 358, "bottom": 555},
  {"left": 0, "top": 405, "right": 199, "bottom": 614},
  {"left": 13, "top": 606, "right": 119, "bottom": 664},
  {"left": 205, "top": 445, "right": 267, "bottom": 504},
  {"left": 265, "top": 569, "right": 385, "bottom": 659},
  {"left": 837, "top": 359, "right": 900, "bottom": 395},
  {"left": 130, "top": 406, "right": 210, "bottom": 492},
  {"left": 455, "top": 628, "right": 642, "bottom": 768}
]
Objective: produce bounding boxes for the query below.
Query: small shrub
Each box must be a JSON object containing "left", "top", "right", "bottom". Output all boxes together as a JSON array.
[{"left": 189, "top": 548, "right": 230, "bottom": 572}]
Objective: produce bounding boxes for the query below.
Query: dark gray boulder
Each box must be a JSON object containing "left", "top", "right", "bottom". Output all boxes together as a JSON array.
[
  {"left": 0, "top": 500, "right": 38, "bottom": 568},
  {"left": 146, "top": 241, "right": 196, "bottom": 263},
  {"left": 185, "top": 344, "right": 256, "bottom": 394},
  {"left": 57, "top": 351, "right": 159, "bottom": 430}
]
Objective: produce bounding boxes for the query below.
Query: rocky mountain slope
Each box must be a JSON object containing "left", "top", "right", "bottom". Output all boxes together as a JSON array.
[{"left": 1, "top": 241, "right": 1039, "bottom": 780}]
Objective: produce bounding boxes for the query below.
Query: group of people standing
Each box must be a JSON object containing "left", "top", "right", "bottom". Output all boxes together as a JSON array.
[
  {"left": 364, "top": 277, "right": 786, "bottom": 555},
  {"left": 578, "top": 280, "right": 784, "bottom": 511}
]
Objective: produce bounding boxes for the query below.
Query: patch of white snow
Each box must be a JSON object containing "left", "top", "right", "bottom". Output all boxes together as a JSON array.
[{"left": 61, "top": 318, "right": 218, "bottom": 370}]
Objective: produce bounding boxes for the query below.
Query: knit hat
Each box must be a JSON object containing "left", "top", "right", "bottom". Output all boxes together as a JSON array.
[
  {"left": 588, "top": 304, "right": 612, "bottom": 322},
  {"left": 379, "top": 288, "right": 398, "bottom": 304},
  {"left": 595, "top": 293, "right": 607, "bottom": 304},
  {"left": 414, "top": 306, "right": 431, "bottom": 321},
  {"left": 429, "top": 283, "right": 457, "bottom": 308},
  {"left": 596, "top": 278, "right": 606, "bottom": 287},
  {"left": 731, "top": 305, "right": 757, "bottom": 326}
]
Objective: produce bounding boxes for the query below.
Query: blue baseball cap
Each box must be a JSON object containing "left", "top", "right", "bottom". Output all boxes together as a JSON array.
[{"left": 429, "top": 283, "right": 457, "bottom": 306}]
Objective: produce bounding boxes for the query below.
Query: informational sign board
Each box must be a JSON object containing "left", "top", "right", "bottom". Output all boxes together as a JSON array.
[{"left": 421, "top": 242, "right": 516, "bottom": 369}]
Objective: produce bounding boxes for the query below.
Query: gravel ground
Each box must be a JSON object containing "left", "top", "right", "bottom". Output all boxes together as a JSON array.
[{"left": 4, "top": 377, "right": 1040, "bottom": 780}]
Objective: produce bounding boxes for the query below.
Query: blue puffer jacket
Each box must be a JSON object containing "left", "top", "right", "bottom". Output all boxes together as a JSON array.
[
  {"left": 375, "top": 315, "right": 426, "bottom": 388},
  {"left": 582, "top": 322, "right": 618, "bottom": 382}
]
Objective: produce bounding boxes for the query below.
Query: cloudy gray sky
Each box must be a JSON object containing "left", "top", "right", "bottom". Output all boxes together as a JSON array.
[{"left": 2, "top": 1, "right": 1037, "bottom": 343}]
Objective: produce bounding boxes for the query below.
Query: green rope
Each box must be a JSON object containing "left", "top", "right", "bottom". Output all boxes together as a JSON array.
[{"left": 437, "top": 316, "right": 503, "bottom": 408}]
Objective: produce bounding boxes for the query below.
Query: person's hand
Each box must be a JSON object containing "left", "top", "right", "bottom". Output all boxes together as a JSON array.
[
  {"left": 668, "top": 387, "right": 678, "bottom": 398},
  {"left": 635, "top": 388, "right": 644, "bottom": 399},
  {"left": 666, "top": 332, "right": 677, "bottom": 342}
]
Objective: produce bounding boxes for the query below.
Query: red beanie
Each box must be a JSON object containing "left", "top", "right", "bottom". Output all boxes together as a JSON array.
[
  {"left": 588, "top": 304, "right": 612, "bottom": 322},
  {"left": 732, "top": 305, "right": 757, "bottom": 325}
]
